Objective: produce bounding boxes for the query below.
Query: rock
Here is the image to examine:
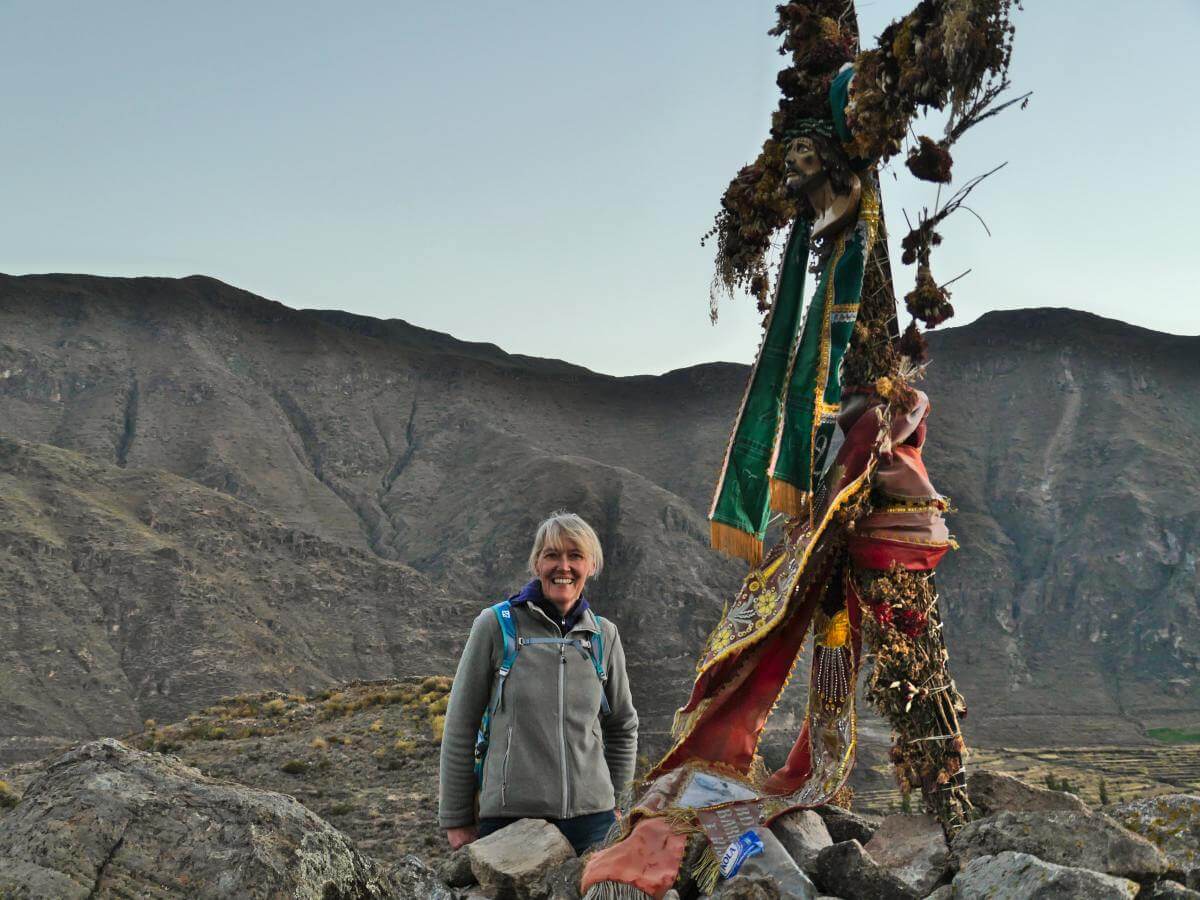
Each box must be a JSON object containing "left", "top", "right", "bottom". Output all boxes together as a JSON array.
[
  {"left": 440, "top": 847, "right": 479, "bottom": 888},
  {"left": 812, "top": 805, "right": 881, "bottom": 845},
  {"left": 714, "top": 827, "right": 817, "bottom": 899},
  {"left": 467, "top": 818, "right": 575, "bottom": 900},
  {"left": 770, "top": 810, "right": 833, "bottom": 871},
  {"left": 812, "top": 840, "right": 918, "bottom": 899},
  {"left": 0, "top": 739, "right": 392, "bottom": 899},
  {"left": 1109, "top": 794, "right": 1200, "bottom": 876},
  {"left": 528, "top": 856, "right": 584, "bottom": 900},
  {"left": 946, "top": 851, "right": 1139, "bottom": 898},
  {"left": 925, "top": 887, "right": 953, "bottom": 900},
  {"left": 710, "top": 878, "right": 781, "bottom": 899},
  {"left": 1143, "top": 881, "right": 1200, "bottom": 899},
  {"left": 951, "top": 809, "right": 1169, "bottom": 880},
  {"left": 863, "top": 813, "right": 949, "bottom": 895},
  {"left": 386, "top": 856, "right": 462, "bottom": 899},
  {"left": 968, "top": 770, "right": 1091, "bottom": 816}
]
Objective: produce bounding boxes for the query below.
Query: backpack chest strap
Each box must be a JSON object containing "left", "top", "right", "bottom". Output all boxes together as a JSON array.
[{"left": 516, "top": 637, "right": 611, "bottom": 716}]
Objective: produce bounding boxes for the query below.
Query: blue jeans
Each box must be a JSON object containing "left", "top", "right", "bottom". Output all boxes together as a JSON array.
[{"left": 477, "top": 809, "right": 617, "bottom": 855}]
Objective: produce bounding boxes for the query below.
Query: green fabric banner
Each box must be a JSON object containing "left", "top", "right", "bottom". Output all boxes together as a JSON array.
[
  {"left": 708, "top": 181, "right": 878, "bottom": 562},
  {"left": 708, "top": 218, "right": 811, "bottom": 560},
  {"left": 771, "top": 225, "right": 868, "bottom": 499}
]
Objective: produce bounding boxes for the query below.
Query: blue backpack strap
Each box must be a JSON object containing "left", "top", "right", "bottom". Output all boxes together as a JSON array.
[
  {"left": 589, "top": 615, "right": 611, "bottom": 716},
  {"left": 474, "top": 600, "right": 520, "bottom": 786},
  {"left": 492, "top": 600, "right": 520, "bottom": 709}
]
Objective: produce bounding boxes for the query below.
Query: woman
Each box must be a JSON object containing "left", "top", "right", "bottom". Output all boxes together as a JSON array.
[{"left": 438, "top": 511, "right": 638, "bottom": 855}]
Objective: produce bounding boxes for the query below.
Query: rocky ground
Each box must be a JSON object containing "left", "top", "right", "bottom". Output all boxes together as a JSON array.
[
  {"left": 1, "top": 679, "right": 457, "bottom": 870},
  {"left": 3, "top": 681, "right": 1200, "bottom": 898}
]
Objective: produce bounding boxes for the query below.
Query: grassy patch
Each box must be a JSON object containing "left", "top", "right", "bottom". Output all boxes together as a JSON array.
[
  {"left": 0, "top": 780, "right": 19, "bottom": 809},
  {"left": 1147, "top": 728, "right": 1200, "bottom": 744}
]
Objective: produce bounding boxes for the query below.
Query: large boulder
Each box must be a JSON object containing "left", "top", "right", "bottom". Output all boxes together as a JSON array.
[
  {"left": 386, "top": 857, "right": 462, "bottom": 899},
  {"left": 528, "top": 856, "right": 584, "bottom": 900},
  {"left": 0, "top": 738, "right": 392, "bottom": 899},
  {"left": 951, "top": 809, "right": 1169, "bottom": 881},
  {"left": 811, "top": 840, "right": 918, "bottom": 899},
  {"left": 812, "top": 805, "right": 881, "bottom": 845},
  {"left": 1142, "top": 881, "right": 1200, "bottom": 899},
  {"left": 770, "top": 810, "right": 833, "bottom": 872},
  {"left": 863, "top": 813, "right": 949, "bottom": 895},
  {"left": 967, "top": 770, "right": 1090, "bottom": 816},
  {"left": 467, "top": 818, "right": 575, "bottom": 900},
  {"left": 439, "top": 847, "right": 479, "bottom": 889},
  {"left": 1109, "top": 794, "right": 1200, "bottom": 877},
  {"left": 945, "top": 851, "right": 1139, "bottom": 898}
]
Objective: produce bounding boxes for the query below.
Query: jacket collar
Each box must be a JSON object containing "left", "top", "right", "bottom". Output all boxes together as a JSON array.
[{"left": 508, "top": 579, "right": 598, "bottom": 635}]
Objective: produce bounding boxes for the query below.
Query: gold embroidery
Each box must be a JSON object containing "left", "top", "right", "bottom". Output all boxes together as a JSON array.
[{"left": 818, "top": 609, "right": 851, "bottom": 648}]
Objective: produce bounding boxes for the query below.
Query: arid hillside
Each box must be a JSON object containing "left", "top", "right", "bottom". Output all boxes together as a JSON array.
[{"left": 1, "top": 273, "right": 1197, "bottom": 765}]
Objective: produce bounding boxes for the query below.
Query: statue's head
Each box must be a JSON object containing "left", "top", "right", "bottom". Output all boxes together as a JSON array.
[
  {"left": 784, "top": 137, "right": 825, "bottom": 194},
  {"left": 783, "top": 134, "right": 861, "bottom": 241}
]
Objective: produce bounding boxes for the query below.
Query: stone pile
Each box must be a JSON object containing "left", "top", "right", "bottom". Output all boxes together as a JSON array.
[{"left": 3, "top": 743, "right": 1199, "bottom": 899}]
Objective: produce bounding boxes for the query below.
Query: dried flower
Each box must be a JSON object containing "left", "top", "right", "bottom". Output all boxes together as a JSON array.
[
  {"left": 899, "top": 320, "right": 929, "bottom": 364},
  {"left": 895, "top": 608, "right": 929, "bottom": 638},
  {"left": 904, "top": 265, "right": 955, "bottom": 328},
  {"left": 905, "top": 136, "right": 953, "bottom": 183}
]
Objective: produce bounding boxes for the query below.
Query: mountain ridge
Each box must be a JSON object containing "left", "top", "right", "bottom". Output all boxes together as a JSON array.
[{"left": 1, "top": 272, "right": 1196, "bottom": 769}]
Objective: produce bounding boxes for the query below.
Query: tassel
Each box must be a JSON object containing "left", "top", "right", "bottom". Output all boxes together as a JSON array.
[
  {"left": 814, "top": 645, "right": 852, "bottom": 704},
  {"left": 769, "top": 477, "right": 809, "bottom": 518},
  {"left": 582, "top": 883, "right": 654, "bottom": 900},
  {"left": 692, "top": 842, "right": 721, "bottom": 896},
  {"left": 710, "top": 520, "right": 763, "bottom": 565}
]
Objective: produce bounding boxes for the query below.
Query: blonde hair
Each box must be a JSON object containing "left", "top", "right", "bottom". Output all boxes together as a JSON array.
[{"left": 527, "top": 511, "right": 604, "bottom": 577}]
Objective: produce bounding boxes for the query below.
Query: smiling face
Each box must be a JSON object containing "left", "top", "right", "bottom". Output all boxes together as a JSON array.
[{"left": 535, "top": 539, "right": 595, "bottom": 614}]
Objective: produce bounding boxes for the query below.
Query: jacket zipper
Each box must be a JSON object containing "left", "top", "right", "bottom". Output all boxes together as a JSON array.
[
  {"left": 501, "top": 723, "right": 513, "bottom": 807},
  {"left": 559, "top": 642, "right": 569, "bottom": 818}
]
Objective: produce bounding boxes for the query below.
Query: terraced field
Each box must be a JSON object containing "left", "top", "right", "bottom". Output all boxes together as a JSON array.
[{"left": 854, "top": 743, "right": 1200, "bottom": 814}]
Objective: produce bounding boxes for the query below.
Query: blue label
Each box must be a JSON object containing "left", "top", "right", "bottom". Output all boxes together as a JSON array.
[{"left": 719, "top": 829, "right": 765, "bottom": 879}]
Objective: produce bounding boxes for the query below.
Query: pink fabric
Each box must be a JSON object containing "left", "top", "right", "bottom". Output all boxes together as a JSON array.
[{"left": 580, "top": 816, "right": 689, "bottom": 900}]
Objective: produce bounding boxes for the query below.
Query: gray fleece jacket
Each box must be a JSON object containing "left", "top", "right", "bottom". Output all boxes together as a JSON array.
[{"left": 438, "top": 600, "right": 638, "bottom": 829}]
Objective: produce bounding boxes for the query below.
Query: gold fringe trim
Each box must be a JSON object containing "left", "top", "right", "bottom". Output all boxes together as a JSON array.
[
  {"left": 582, "top": 883, "right": 654, "bottom": 900},
  {"left": 693, "top": 842, "right": 721, "bottom": 896},
  {"left": 831, "top": 784, "right": 855, "bottom": 810},
  {"left": 769, "top": 478, "right": 809, "bottom": 519},
  {"left": 709, "top": 520, "right": 763, "bottom": 566},
  {"left": 665, "top": 807, "right": 702, "bottom": 833}
]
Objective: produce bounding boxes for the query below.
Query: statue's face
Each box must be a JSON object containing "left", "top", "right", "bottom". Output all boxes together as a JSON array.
[{"left": 785, "top": 137, "right": 824, "bottom": 191}]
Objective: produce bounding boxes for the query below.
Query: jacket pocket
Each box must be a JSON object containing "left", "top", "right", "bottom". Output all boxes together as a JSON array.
[{"left": 501, "top": 723, "right": 514, "bottom": 808}]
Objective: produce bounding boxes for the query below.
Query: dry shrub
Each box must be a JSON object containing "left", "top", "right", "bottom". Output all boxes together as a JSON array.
[
  {"left": 0, "top": 780, "right": 19, "bottom": 809},
  {"left": 262, "top": 699, "right": 288, "bottom": 717}
]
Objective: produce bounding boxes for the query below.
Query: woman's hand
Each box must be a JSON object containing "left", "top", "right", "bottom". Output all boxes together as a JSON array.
[{"left": 446, "top": 825, "right": 478, "bottom": 850}]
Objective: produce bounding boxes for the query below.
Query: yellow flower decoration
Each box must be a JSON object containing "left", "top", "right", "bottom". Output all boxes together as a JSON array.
[{"left": 817, "top": 609, "right": 851, "bottom": 649}]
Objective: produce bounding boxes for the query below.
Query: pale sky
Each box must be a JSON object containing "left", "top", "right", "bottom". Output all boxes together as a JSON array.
[{"left": 3, "top": 2, "right": 1198, "bottom": 375}]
